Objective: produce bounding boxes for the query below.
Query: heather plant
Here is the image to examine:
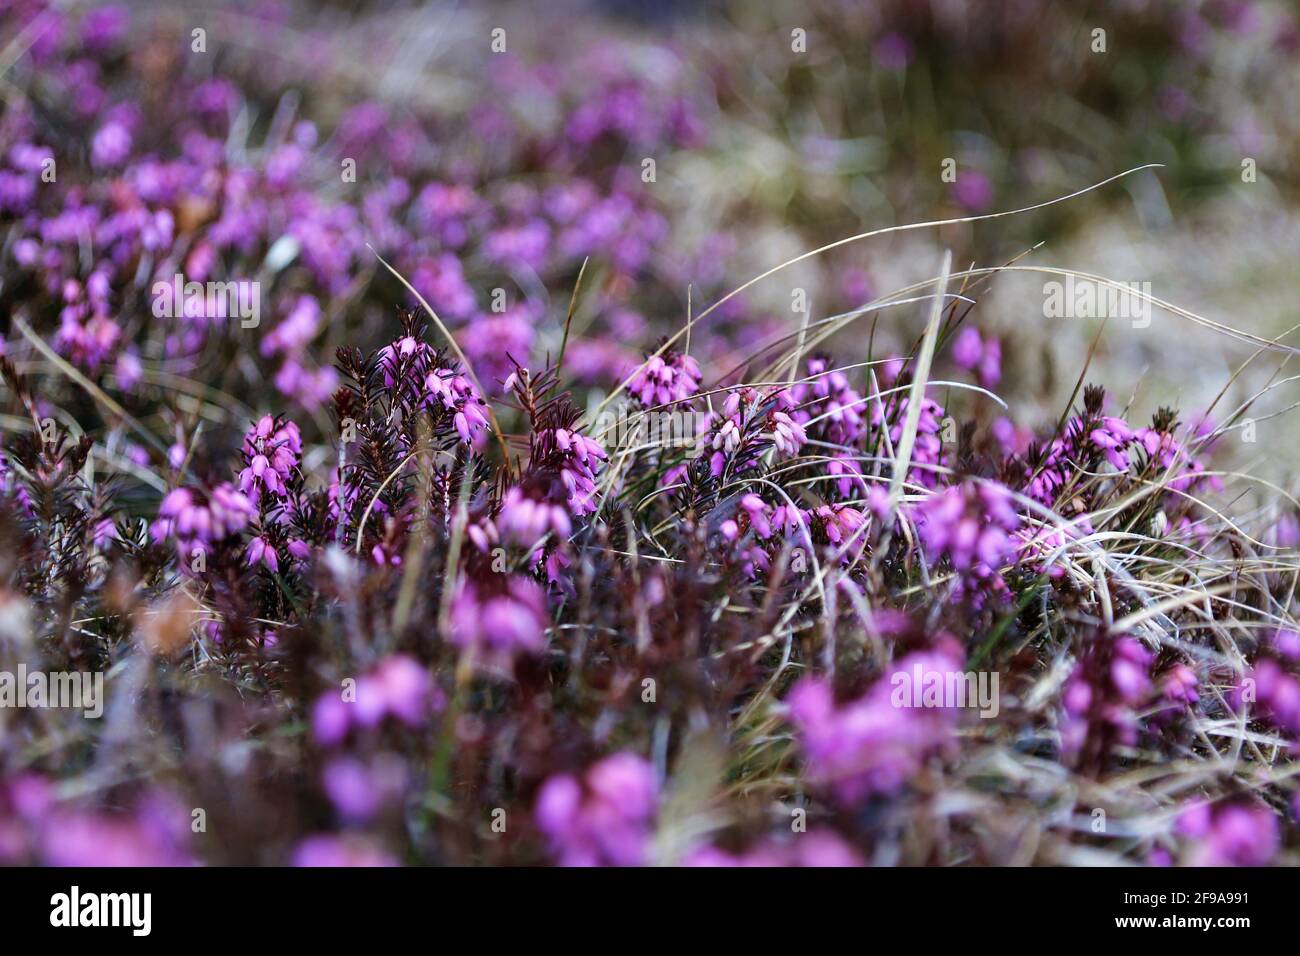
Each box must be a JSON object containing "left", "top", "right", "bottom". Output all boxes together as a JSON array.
[{"left": 0, "top": 1, "right": 1298, "bottom": 870}]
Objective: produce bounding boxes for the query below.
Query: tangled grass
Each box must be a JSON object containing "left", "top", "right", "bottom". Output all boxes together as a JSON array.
[{"left": 0, "top": 1, "right": 1298, "bottom": 868}]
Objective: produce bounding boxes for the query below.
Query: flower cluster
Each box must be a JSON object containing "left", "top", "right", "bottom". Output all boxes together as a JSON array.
[
  {"left": 312, "top": 656, "right": 438, "bottom": 747},
  {"left": 1233, "top": 628, "right": 1300, "bottom": 738},
  {"left": 536, "top": 427, "right": 607, "bottom": 518},
  {"left": 0, "top": 0, "right": 1295, "bottom": 871},
  {"left": 448, "top": 574, "right": 550, "bottom": 667},
  {"left": 149, "top": 484, "right": 256, "bottom": 564},
  {"left": 696, "top": 387, "right": 807, "bottom": 480},
  {"left": 950, "top": 326, "right": 1002, "bottom": 388},
  {"left": 870, "top": 387, "right": 948, "bottom": 488},
  {"left": 238, "top": 416, "right": 302, "bottom": 503},
  {"left": 627, "top": 347, "right": 702, "bottom": 408},
  {"left": 1174, "top": 801, "right": 1279, "bottom": 866},
  {"left": 914, "top": 481, "right": 1020, "bottom": 595},
  {"left": 788, "top": 644, "right": 964, "bottom": 804},
  {"left": 535, "top": 754, "right": 658, "bottom": 867},
  {"left": 1060, "top": 635, "right": 1158, "bottom": 767}
]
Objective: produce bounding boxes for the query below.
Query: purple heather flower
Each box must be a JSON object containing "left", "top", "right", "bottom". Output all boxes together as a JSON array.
[
  {"left": 535, "top": 753, "right": 657, "bottom": 867},
  {"left": 312, "top": 694, "right": 351, "bottom": 747},
  {"left": 702, "top": 387, "right": 807, "bottom": 478},
  {"left": 323, "top": 755, "right": 407, "bottom": 823},
  {"left": 91, "top": 120, "right": 132, "bottom": 169},
  {"left": 409, "top": 254, "right": 477, "bottom": 319},
  {"left": 873, "top": 32, "right": 914, "bottom": 71},
  {"left": 1060, "top": 633, "right": 1158, "bottom": 764},
  {"left": 1271, "top": 628, "right": 1300, "bottom": 662},
  {"left": 261, "top": 295, "right": 322, "bottom": 357},
  {"left": 377, "top": 334, "right": 431, "bottom": 385},
  {"left": 790, "top": 357, "right": 866, "bottom": 447},
  {"left": 460, "top": 306, "right": 537, "bottom": 387},
  {"left": 950, "top": 327, "right": 1002, "bottom": 388},
  {"left": 1159, "top": 663, "right": 1200, "bottom": 706},
  {"left": 293, "top": 835, "right": 398, "bottom": 867},
  {"left": 1091, "top": 416, "right": 1137, "bottom": 471},
  {"left": 149, "top": 483, "right": 256, "bottom": 562},
  {"left": 1110, "top": 637, "right": 1155, "bottom": 705},
  {"left": 539, "top": 426, "right": 606, "bottom": 516},
  {"left": 450, "top": 574, "right": 549, "bottom": 665},
  {"left": 627, "top": 349, "right": 703, "bottom": 408},
  {"left": 788, "top": 645, "right": 964, "bottom": 804},
  {"left": 810, "top": 503, "right": 868, "bottom": 548},
  {"left": 1177, "top": 801, "right": 1279, "bottom": 866},
  {"left": 1135, "top": 425, "right": 1223, "bottom": 494},
  {"left": 55, "top": 305, "right": 121, "bottom": 373},
  {"left": 839, "top": 266, "right": 874, "bottom": 305},
  {"left": 40, "top": 794, "right": 193, "bottom": 867},
  {"left": 238, "top": 415, "right": 302, "bottom": 502},
  {"left": 952, "top": 168, "right": 993, "bottom": 212},
  {"left": 868, "top": 384, "right": 947, "bottom": 487},
  {"left": 952, "top": 327, "right": 982, "bottom": 369},
  {"left": 483, "top": 218, "right": 550, "bottom": 272},
  {"left": 311, "top": 655, "right": 437, "bottom": 748},
  {"left": 245, "top": 536, "right": 279, "bottom": 572},
  {"left": 497, "top": 485, "right": 572, "bottom": 546},
  {"left": 361, "top": 655, "right": 435, "bottom": 727},
  {"left": 426, "top": 366, "right": 490, "bottom": 445},
  {"left": 80, "top": 5, "right": 129, "bottom": 51},
  {"left": 1236, "top": 658, "right": 1300, "bottom": 737},
  {"left": 915, "top": 481, "right": 1020, "bottom": 584}
]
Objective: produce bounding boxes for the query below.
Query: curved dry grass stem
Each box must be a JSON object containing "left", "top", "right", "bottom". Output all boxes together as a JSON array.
[
  {"left": 369, "top": 245, "right": 510, "bottom": 459},
  {"left": 585, "top": 165, "right": 1165, "bottom": 429}
]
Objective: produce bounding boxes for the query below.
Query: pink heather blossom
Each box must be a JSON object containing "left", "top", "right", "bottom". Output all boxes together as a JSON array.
[
  {"left": 788, "top": 645, "right": 963, "bottom": 804},
  {"left": 950, "top": 327, "right": 1002, "bottom": 388},
  {"left": 873, "top": 32, "right": 914, "bottom": 71},
  {"left": 426, "top": 366, "right": 489, "bottom": 444},
  {"left": 261, "top": 295, "right": 322, "bottom": 357},
  {"left": 702, "top": 387, "right": 807, "bottom": 478},
  {"left": 1270, "top": 628, "right": 1300, "bottom": 662},
  {"left": 1091, "top": 416, "right": 1138, "bottom": 471},
  {"left": 1060, "top": 634, "right": 1157, "bottom": 763},
  {"left": 311, "top": 655, "right": 437, "bottom": 746},
  {"left": 293, "top": 835, "right": 399, "bottom": 867},
  {"left": 91, "top": 120, "right": 132, "bottom": 168},
  {"left": 952, "top": 168, "right": 992, "bottom": 212},
  {"left": 1177, "top": 801, "right": 1279, "bottom": 866},
  {"left": 627, "top": 349, "right": 702, "bottom": 407},
  {"left": 1154, "top": 663, "right": 1200, "bottom": 722},
  {"left": 1235, "top": 658, "right": 1300, "bottom": 737},
  {"left": 540, "top": 427, "right": 606, "bottom": 516},
  {"left": 992, "top": 416, "right": 1034, "bottom": 457},
  {"left": 914, "top": 481, "right": 1020, "bottom": 583},
  {"left": 1109, "top": 637, "right": 1155, "bottom": 704},
  {"left": 1135, "top": 424, "right": 1223, "bottom": 493},
  {"left": 461, "top": 308, "right": 536, "bottom": 388},
  {"left": 323, "top": 755, "right": 407, "bottom": 823},
  {"left": 869, "top": 387, "right": 946, "bottom": 487},
  {"left": 497, "top": 485, "right": 572, "bottom": 545},
  {"left": 377, "top": 334, "right": 433, "bottom": 387},
  {"left": 149, "top": 483, "right": 256, "bottom": 561},
  {"left": 790, "top": 356, "right": 867, "bottom": 447},
  {"left": 535, "top": 753, "right": 657, "bottom": 866},
  {"left": 238, "top": 415, "right": 302, "bottom": 502},
  {"left": 450, "top": 574, "right": 549, "bottom": 663},
  {"left": 810, "top": 503, "right": 868, "bottom": 549},
  {"left": 245, "top": 536, "right": 279, "bottom": 572},
  {"left": 39, "top": 793, "right": 194, "bottom": 867}
]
